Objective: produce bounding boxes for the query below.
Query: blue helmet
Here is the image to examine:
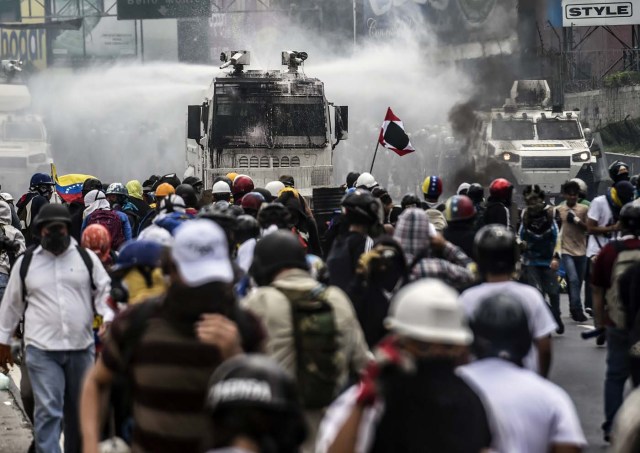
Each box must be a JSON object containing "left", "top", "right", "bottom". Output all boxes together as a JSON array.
[
  {"left": 30, "top": 173, "right": 54, "bottom": 188},
  {"left": 111, "top": 240, "right": 164, "bottom": 274}
]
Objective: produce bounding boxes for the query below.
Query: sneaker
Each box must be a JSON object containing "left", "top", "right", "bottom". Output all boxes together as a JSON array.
[
  {"left": 585, "top": 307, "right": 593, "bottom": 317},
  {"left": 556, "top": 321, "right": 565, "bottom": 335},
  {"left": 571, "top": 311, "right": 588, "bottom": 323}
]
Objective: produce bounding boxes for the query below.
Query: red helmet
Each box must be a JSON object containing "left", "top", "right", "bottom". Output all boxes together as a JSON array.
[
  {"left": 489, "top": 178, "right": 513, "bottom": 200},
  {"left": 240, "top": 191, "right": 265, "bottom": 213},
  {"left": 232, "top": 175, "right": 255, "bottom": 197},
  {"left": 444, "top": 195, "right": 476, "bottom": 222}
]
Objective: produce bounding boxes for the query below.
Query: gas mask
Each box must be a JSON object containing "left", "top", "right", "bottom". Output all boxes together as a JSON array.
[
  {"left": 41, "top": 223, "right": 70, "bottom": 254},
  {"left": 36, "top": 185, "right": 53, "bottom": 200}
]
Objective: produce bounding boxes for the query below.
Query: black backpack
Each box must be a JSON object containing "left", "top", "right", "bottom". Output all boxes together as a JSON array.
[{"left": 276, "top": 284, "right": 340, "bottom": 409}]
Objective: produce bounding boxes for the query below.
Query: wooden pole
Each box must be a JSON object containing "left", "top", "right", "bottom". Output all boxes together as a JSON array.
[{"left": 370, "top": 142, "right": 380, "bottom": 173}]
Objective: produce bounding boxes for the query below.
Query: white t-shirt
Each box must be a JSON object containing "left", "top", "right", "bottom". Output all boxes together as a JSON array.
[
  {"left": 586, "top": 195, "right": 614, "bottom": 257},
  {"left": 316, "top": 386, "right": 382, "bottom": 453},
  {"left": 236, "top": 238, "right": 257, "bottom": 274},
  {"left": 459, "top": 281, "right": 557, "bottom": 373},
  {"left": 458, "top": 358, "right": 587, "bottom": 453}
]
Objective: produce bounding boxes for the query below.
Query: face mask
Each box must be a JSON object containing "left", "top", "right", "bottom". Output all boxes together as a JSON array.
[{"left": 41, "top": 227, "right": 70, "bottom": 254}]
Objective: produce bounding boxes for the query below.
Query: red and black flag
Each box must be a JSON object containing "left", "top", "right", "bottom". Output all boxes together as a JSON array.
[{"left": 378, "top": 107, "right": 415, "bottom": 156}]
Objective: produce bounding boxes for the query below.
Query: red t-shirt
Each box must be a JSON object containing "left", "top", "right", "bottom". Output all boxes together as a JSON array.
[{"left": 591, "top": 238, "right": 640, "bottom": 289}]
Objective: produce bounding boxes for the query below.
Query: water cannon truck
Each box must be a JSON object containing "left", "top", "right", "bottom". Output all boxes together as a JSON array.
[
  {"left": 185, "top": 50, "right": 348, "bottom": 197},
  {"left": 0, "top": 60, "right": 53, "bottom": 197}
]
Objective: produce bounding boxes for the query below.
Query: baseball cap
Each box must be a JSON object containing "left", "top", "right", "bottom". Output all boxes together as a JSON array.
[{"left": 171, "top": 219, "right": 234, "bottom": 286}]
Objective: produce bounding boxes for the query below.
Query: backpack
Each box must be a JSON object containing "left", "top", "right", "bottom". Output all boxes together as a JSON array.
[
  {"left": 86, "top": 209, "right": 125, "bottom": 250},
  {"left": 17, "top": 196, "right": 34, "bottom": 244},
  {"left": 605, "top": 241, "right": 640, "bottom": 328},
  {"left": 276, "top": 284, "right": 340, "bottom": 409}
]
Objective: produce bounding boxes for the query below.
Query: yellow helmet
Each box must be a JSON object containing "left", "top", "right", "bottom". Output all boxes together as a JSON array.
[{"left": 226, "top": 172, "right": 239, "bottom": 182}]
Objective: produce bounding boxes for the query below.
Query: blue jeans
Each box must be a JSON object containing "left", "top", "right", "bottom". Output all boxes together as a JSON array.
[
  {"left": 25, "top": 345, "right": 95, "bottom": 453},
  {"left": 561, "top": 255, "right": 587, "bottom": 313},
  {"left": 604, "top": 327, "right": 630, "bottom": 435},
  {"left": 0, "top": 272, "right": 9, "bottom": 302}
]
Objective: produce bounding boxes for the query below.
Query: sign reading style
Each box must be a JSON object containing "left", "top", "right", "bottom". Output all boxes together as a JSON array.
[{"left": 562, "top": 0, "right": 640, "bottom": 26}]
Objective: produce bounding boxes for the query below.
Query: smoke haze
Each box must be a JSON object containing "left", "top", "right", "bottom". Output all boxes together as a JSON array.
[{"left": 27, "top": 8, "right": 477, "bottom": 197}]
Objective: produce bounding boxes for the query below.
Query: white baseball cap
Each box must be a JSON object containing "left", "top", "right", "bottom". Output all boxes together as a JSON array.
[
  {"left": 385, "top": 279, "right": 472, "bottom": 346},
  {"left": 171, "top": 219, "right": 233, "bottom": 286}
]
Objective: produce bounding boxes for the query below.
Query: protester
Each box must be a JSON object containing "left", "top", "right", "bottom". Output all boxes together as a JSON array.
[
  {"left": 592, "top": 203, "right": 640, "bottom": 442},
  {"left": 460, "top": 224, "right": 556, "bottom": 377},
  {"left": 459, "top": 293, "right": 587, "bottom": 452},
  {"left": 202, "top": 354, "right": 308, "bottom": 453},
  {"left": 244, "top": 230, "right": 370, "bottom": 451},
  {"left": 556, "top": 180, "right": 590, "bottom": 322},
  {"left": 393, "top": 208, "right": 474, "bottom": 291},
  {"left": 80, "top": 220, "right": 264, "bottom": 453},
  {"left": 82, "top": 189, "right": 130, "bottom": 250},
  {"left": 316, "top": 279, "right": 492, "bottom": 453},
  {"left": 0, "top": 200, "right": 26, "bottom": 299},
  {"left": 0, "top": 204, "right": 113, "bottom": 453},
  {"left": 17, "top": 173, "right": 55, "bottom": 245}
]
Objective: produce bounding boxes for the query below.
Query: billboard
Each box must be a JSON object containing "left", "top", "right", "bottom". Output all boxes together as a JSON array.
[
  {"left": 0, "top": 0, "right": 47, "bottom": 70},
  {"left": 363, "top": 0, "right": 518, "bottom": 47},
  {"left": 562, "top": 0, "right": 640, "bottom": 26},
  {"left": 50, "top": 0, "right": 136, "bottom": 63}
]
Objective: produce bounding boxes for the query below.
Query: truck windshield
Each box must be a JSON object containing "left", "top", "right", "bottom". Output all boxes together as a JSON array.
[
  {"left": 4, "top": 121, "right": 44, "bottom": 141},
  {"left": 213, "top": 96, "right": 326, "bottom": 147},
  {"left": 536, "top": 120, "right": 583, "bottom": 140},
  {"left": 491, "top": 119, "right": 535, "bottom": 140}
]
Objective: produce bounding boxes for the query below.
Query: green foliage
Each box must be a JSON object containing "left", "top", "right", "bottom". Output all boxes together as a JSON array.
[{"left": 603, "top": 71, "right": 640, "bottom": 88}]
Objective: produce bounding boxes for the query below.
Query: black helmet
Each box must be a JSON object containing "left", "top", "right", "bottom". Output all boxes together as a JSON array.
[
  {"left": 470, "top": 293, "right": 532, "bottom": 365},
  {"left": 474, "top": 224, "right": 519, "bottom": 275},
  {"left": 153, "top": 173, "right": 181, "bottom": 190},
  {"left": 205, "top": 354, "right": 307, "bottom": 453},
  {"left": 182, "top": 176, "right": 203, "bottom": 192},
  {"left": 467, "top": 183, "right": 484, "bottom": 204},
  {"left": 33, "top": 204, "right": 72, "bottom": 231},
  {"left": 82, "top": 178, "right": 103, "bottom": 197},
  {"left": 346, "top": 171, "right": 360, "bottom": 189},
  {"left": 620, "top": 203, "right": 640, "bottom": 236},
  {"left": 400, "top": 193, "right": 421, "bottom": 210},
  {"left": 341, "top": 189, "right": 380, "bottom": 226},
  {"left": 236, "top": 214, "right": 260, "bottom": 243},
  {"left": 199, "top": 201, "right": 239, "bottom": 235},
  {"left": 258, "top": 202, "right": 291, "bottom": 229},
  {"left": 175, "top": 184, "right": 198, "bottom": 209},
  {"left": 609, "top": 160, "right": 631, "bottom": 183},
  {"left": 250, "top": 231, "right": 308, "bottom": 286},
  {"left": 615, "top": 180, "right": 636, "bottom": 206}
]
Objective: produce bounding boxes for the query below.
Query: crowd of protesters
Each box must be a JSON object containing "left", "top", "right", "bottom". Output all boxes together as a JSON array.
[{"left": 0, "top": 160, "right": 639, "bottom": 453}]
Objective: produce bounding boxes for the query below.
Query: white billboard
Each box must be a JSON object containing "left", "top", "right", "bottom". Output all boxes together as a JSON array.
[{"left": 562, "top": 0, "right": 640, "bottom": 26}]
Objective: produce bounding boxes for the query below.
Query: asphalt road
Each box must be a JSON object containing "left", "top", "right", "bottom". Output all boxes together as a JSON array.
[
  {"left": 0, "top": 295, "right": 623, "bottom": 452},
  {"left": 549, "top": 295, "right": 609, "bottom": 452}
]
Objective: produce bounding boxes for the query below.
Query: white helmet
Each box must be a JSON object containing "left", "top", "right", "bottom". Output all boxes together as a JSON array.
[
  {"left": 385, "top": 279, "right": 472, "bottom": 345},
  {"left": 265, "top": 181, "right": 285, "bottom": 198},
  {"left": 456, "top": 183, "right": 470, "bottom": 195},
  {"left": 0, "top": 192, "right": 14, "bottom": 202},
  {"left": 212, "top": 180, "right": 232, "bottom": 194},
  {"left": 570, "top": 178, "right": 588, "bottom": 195},
  {"left": 355, "top": 172, "right": 378, "bottom": 190}
]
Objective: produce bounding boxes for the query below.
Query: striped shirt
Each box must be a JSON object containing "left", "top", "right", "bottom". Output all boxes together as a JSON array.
[{"left": 102, "top": 301, "right": 263, "bottom": 453}]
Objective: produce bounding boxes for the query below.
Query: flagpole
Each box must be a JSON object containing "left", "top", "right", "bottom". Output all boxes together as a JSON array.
[{"left": 370, "top": 142, "right": 380, "bottom": 173}]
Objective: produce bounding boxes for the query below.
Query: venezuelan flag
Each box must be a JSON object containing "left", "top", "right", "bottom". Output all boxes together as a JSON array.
[{"left": 51, "top": 164, "right": 96, "bottom": 204}]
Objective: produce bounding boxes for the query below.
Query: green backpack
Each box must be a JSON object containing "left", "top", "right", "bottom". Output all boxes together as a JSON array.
[{"left": 277, "top": 284, "right": 340, "bottom": 409}]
